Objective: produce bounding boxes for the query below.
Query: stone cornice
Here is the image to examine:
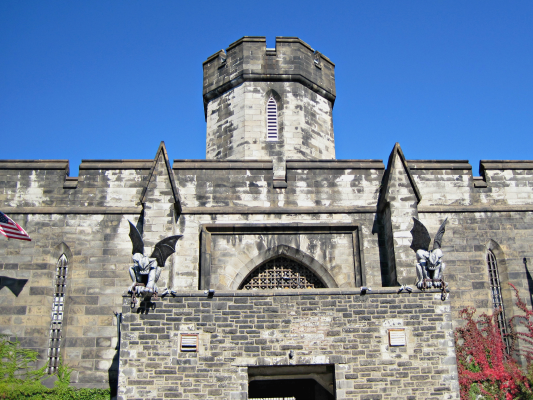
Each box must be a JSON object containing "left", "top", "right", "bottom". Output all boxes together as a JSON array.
[
  {"left": 4, "top": 206, "right": 142, "bottom": 214},
  {"left": 0, "top": 160, "right": 69, "bottom": 171},
  {"left": 181, "top": 206, "right": 376, "bottom": 214},
  {"left": 418, "top": 204, "right": 533, "bottom": 213},
  {"left": 286, "top": 160, "right": 384, "bottom": 170},
  {"left": 79, "top": 160, "right": 153, "bottom": 170},
  {"left": 203, "top": 72, "right": 336, "bottom": 114},
  {"left": 173, "top": 160, "right": 273, "bottom": 170},
  {"left": 120, "top": 287, "right": 446, "bottom": 298}
]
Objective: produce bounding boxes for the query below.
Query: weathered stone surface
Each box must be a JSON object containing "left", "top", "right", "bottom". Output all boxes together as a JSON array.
[
  {"left": 0, "top": 37, "right": 532, "bottom": 396},
  {"left": 203, "top": 37, "right": 336, "bottom": 161},
  {"left": 117, "top": 291, "right": 459, "bottom": 400}
]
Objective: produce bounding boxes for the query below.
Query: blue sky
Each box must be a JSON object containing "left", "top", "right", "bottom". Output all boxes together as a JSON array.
[{"left": 1, "top": 1, "right": 532, "bottom": 175}]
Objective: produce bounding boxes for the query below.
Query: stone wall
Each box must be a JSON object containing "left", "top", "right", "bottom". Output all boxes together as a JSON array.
[
  {"left": 407, "top": 160, "right": 533, "bottom": 326},
  {"left": 1, "top": 144, "right": 533, "bottom": 392},
  {"left": 172, "top": 159, "right": 385, "bottom": 291},
  {"left": 416, "top": 211, "right": 533, "bottom": 326},
  {"left": 202, "top": 36, "right": 335, "bottom": 109},
  {"left": 118, "top": 289, "right": 459, "bottom": 400},
  {"left": 0, "top": 154, "right": 174, "bottom": 388}
]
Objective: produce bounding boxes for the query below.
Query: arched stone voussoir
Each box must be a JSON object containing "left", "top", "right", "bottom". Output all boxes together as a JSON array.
[
  {"left": 229, "top": 244, "right": 339, "bottom": 290},
  {"left": 51, "top": 242, "right": 73, "bottom": 262}
]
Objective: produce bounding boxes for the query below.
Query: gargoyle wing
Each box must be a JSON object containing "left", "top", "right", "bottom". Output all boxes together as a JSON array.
[
  {"left": 410, "top": 218, "right": 431, "bottom": 253},
  {"left": 128, "top": 221, "right": 144, "bottom": 255},
  {"left": 432, "top": 218, "right": 448, "bottom": 250},
  {"left": 150, "top": 235, "right": 182, "bottom": 268}
]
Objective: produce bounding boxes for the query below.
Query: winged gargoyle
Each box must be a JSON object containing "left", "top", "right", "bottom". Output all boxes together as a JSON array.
[
  {"left": 127, "top": 221, "right": 182, "bottom": 299},
  {"left": 410, "top": 217, "right": 448, "bottom": 289}
]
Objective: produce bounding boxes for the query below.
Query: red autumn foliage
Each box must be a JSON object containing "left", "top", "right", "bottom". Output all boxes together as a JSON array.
[
  {"left": 509, "top": 283, "right": 533, "bottom": 365},
  {"left": 454, "top": 284, "right": 533, "bottom": 399},
  {"left": 455, "top": 307, "right": 526, "bottom": 399}
]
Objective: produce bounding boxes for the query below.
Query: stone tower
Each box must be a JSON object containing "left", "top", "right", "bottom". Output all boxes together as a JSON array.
[{"left": 203, "top": 36, "right": 336, "bottom": 165}]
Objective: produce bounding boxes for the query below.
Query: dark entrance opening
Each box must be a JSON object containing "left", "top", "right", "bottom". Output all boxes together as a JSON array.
[{"left": 248, "top": 365, "right": 335, "bottom": 400}]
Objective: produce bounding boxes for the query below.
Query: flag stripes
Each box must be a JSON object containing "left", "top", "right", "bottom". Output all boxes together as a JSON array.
[{"left": 0, "top": 211, "right": 31, "bottom": 241}]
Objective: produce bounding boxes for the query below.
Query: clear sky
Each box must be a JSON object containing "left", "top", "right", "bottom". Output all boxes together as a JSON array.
[{"left": 1, "top": 1, "right": 532, "bottom": 176}]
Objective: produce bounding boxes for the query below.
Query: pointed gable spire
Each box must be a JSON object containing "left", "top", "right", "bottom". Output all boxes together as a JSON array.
[
  {"left": 139, "top": 141, "right": 181, "bottom": 213},
  {"left": 378, "top": 142, "right": 421, "bottom": 212}
]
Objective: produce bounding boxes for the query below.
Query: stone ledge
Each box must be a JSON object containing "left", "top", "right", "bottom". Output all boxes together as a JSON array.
[
  {"left": 173, "top": 160, "right": 273, "bottom": 170},
  {"left": 225, "top": 36, "right": 267, "bottom": 51},
  {"left": 480, "top": 161, "right": 533, "bottom": 170},
  {"left": 79, "top": 160, "right": 153, "bottom": 170},
  {"left": 418, "top": 204, "right": 533, "bottom": 213},
  {"left": 407, "top": 160, "right": 472, "bottom": 170},
  {"left": 473, "top": 177, "right": 488, "bottom": 188},
  {"left": 121, "top": 287, "right": 445, "bottom": 298},
  {"left": 63, "top": 177, "right": 79, "bottom": 189},
  {"left": 0, "top": 160, "right": 69, "bottom": 170},
  {"left": 5, "top": 206, "right": 142, "bottom": 214},
  {"left": 203, "top": 72, "right": 336, "bottom": 107},
  {"left": 181, "top": 206, "right": 377, "bottom": 214},
  {"left": 287, "top": 160, "right": 385, "bottom": 170},
  {"left": 202, "top": 222, "right": 359, "bottom": 234}
]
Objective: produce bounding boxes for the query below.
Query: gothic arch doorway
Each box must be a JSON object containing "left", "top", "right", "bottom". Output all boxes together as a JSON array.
[
  {"left": 229, "top": 245, "right": 338, "bottom": 290},
  {"left": 239, "top": 256, "right": 326, "bottom": 290}
]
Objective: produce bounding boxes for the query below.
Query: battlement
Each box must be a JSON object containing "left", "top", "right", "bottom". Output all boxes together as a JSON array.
[{"left": 202, "top": 36, "right": 336, "bottom": 112}]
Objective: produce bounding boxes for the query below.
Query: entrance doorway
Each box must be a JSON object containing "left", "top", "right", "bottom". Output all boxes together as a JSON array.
[{"left": 248, "top": 365, "right": 335, "bottom": 400}]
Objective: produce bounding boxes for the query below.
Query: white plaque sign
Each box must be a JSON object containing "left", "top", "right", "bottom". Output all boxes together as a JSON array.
[{"left": 388, "top": 329, "right": 406, "bottom": 346}]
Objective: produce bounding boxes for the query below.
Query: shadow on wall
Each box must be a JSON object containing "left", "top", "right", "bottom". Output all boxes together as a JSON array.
[
  {"left": 0, "top": 276, "right": 28, "bottom": 296},
  {"left": 525, "top": 258, "right": 533, "bottom": 307},
  {"left": 108, "top": 311, "right": 122, "bottom": 398},
  {"left": 108, "top": 350, "right": 119, "bottom": 398}
]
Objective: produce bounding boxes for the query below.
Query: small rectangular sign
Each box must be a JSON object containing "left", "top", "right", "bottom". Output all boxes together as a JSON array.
[
  {"left": 180, "top": 334, "right": 199, "bottom": 352},
  {"left": 388, "top": 329, "right": 406, "bottom": 346}
]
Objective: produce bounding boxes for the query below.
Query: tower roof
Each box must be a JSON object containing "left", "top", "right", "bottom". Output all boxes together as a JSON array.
[{"left": 202, "top": 36, "right": 336, "bottom": 118}]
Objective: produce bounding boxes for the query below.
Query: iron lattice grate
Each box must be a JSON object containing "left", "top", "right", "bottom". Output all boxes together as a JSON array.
[
  {"left": 240, "top": 256, "right": 325, "bottom": 290},
  {"left": 487, "top": 249, "right": 510, "bottom": 351}
]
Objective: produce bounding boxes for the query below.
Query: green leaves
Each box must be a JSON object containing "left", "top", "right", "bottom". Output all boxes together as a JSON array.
[
  {"left": 0, "top": 335, "right": 109, "bottom": 399},
  {"left": 0, "top": 335, "right": 45, "bottom": 384},
  {"left": 0, "top": 383, "right": 110, "bottom": 400}
]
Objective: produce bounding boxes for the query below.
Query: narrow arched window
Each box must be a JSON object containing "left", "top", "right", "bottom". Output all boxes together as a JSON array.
[
  {"left": 266, "top": 96, "right": 278, "bottom": 141},
  {"left": 47, "top": 254, "right": 68, "bottom": 373},
  {"left": 487, "top": 250, "right": 510, "bottom": 350},
  {"left": 239, "top": 256, "right": 325, "bottom": 290}
]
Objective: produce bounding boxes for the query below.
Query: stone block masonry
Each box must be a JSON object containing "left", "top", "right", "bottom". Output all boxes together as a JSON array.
[{"left": 118, "top": 289, "right": 459, "bottom": 400}]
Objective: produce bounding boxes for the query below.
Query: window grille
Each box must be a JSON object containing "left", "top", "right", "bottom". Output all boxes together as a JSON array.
[
  {"left": 266, "top": 97, "right": 278, "bottom": 141},
  {"left": 240, "top": 256, "right": 325, "bottom": 290},
  {"left": 250, "top": 398, "right": 296, "bottom": 400},
  {"left": 47, "top": 254, "right": 68, "bottom": 373},
  {"left": 487, "top": 250, "right": 510, "bottom": 350},
  {"left": 180, "top": 334, "right": 199, "bottom": 352}
]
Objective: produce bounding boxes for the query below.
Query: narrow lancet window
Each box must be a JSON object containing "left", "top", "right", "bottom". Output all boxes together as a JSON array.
[
  {"left": 47, "top": 254, "right": 68, "bottom": 373},
  {"left": 266, "top": 96, "right": 278, "bottom": 141},
  {"left": 487, "top": 249, "right": 510, "bottom": 350}
]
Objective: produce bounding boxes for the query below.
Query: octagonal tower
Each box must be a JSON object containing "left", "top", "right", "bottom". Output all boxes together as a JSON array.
[{"left": 203, "top": 36, "right": 336, "bottom": 161}]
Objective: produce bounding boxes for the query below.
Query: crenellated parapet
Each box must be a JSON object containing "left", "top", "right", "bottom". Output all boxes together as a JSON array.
[{"left": 202, "top": 36, "right": 336, "bottom": 115}]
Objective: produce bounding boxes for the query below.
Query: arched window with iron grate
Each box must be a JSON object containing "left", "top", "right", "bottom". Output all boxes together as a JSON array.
[
  {"left": 47, "top": 254, "right": 68, "bottom": 373},
  {"left": 239, "top": 256, "right": 325, "bottom": 290},
  {"left": 487, "top": 249, "right": 510, "bottom": 350}
]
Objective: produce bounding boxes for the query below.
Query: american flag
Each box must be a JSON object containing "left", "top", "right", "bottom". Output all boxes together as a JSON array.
[{"left": 0, "top": 211, "right": 31, "bottom": 241}]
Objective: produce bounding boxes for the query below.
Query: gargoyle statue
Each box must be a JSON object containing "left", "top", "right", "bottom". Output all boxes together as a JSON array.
[
  {"left": 410, "top": 217, "right": 448, "bottom": 289},
  {"left": 127, "top": 221, "right": 182, "bottom": 300}
]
